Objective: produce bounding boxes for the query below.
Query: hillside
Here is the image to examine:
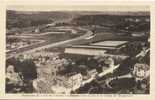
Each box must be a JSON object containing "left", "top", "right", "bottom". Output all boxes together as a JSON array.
[
  {"left": 6, "top": 10, "right": 150, "bottom": 31},
  {"left": 6, "top": 10, "right": 74, "bottom": 29}
]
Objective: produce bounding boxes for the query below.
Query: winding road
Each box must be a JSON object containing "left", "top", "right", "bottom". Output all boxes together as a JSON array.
[{"left": 6, "top": 28, "right": 93, "bottom": 59}]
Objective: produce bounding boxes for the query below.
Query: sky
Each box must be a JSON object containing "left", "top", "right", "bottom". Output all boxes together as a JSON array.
[{"left": 7, "top": 5, "right": 150, "bottom": 12}]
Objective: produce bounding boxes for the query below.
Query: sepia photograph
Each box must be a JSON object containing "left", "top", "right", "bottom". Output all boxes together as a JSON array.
[{"left": 5, "top": 5, "right": 150, "bottom": 94}]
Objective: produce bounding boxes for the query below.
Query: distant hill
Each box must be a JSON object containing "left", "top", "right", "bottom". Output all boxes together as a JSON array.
[
  {"left": 74, "top": 11, "right": 150, "bottom": 28},
  {"left": 6, "top": 10, "right": 150, "bottom": 29},
  {"left": 7, "top": 10, "right": 74, "bottom": 22},
  {"left": 6, "top": 10, "right": 75, "bottom": 29}
]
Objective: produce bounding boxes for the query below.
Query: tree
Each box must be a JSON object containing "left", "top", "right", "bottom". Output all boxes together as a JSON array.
[{"left": 6, "top": 58, "right": 37, "bottom": 80}]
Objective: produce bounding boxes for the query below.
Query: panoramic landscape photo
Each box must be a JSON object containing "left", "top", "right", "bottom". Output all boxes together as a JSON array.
[{"left": 6, "top": 7, "right": 150, "bottom": 94}]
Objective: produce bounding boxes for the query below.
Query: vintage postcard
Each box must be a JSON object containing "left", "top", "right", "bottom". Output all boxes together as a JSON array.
[{"left": 0, "top": 0, "right": 155, "bottom": 99}]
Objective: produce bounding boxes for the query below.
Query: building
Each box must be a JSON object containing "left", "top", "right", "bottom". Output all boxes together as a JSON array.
[
  {"left": 65, "top": 40, "right": 129, "bottom": 59},
  {"left": 131, "top": 32, "right": 145, "bottom": 37}
]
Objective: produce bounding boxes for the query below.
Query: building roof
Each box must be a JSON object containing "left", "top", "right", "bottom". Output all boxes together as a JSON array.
[
  {"left": 70, "top": 40, "right": 129, "bottom": 50},
  {"left": 91, "top": 41, "right": 128, "bottom": 47},
  {"left": 71, "top": 45, "right": 117, "bottom": 50}
]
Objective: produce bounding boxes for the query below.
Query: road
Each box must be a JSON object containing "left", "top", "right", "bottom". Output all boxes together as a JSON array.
[{"left": 6, "top": 28, "right": 93, "bottom": 59}]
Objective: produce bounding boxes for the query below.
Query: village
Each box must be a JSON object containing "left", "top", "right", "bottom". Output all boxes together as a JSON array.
[{"left": 6, "top": 10, "right": 150, "bottom": 94}]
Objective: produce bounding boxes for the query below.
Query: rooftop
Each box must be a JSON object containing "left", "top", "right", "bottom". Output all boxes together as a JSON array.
[{"left": 91, "top": 41, "right": 128, "bottom": 47}]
